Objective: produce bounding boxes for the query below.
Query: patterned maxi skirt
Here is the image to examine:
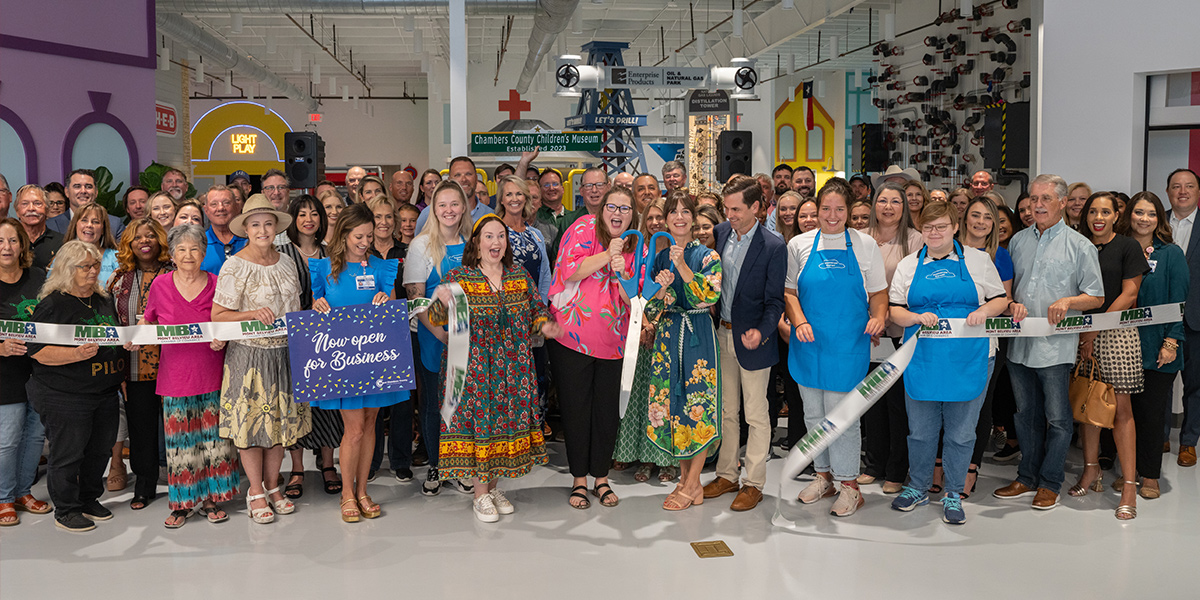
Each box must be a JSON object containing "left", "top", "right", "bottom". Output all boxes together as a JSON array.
[
  {"left": 163, "top": 391, "right": 240, "bottom": 510},
  {"left": 219, "top": 342, "right": 311, "bottom": 449},
  {"left": 613, "top": 350, "right": 679, "bottom": 467}
]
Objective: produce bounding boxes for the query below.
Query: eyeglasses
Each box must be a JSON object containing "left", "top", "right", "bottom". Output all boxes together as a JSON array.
[
  {"left": 262, "top": 185, "right": 288, "bottom": 193},
  {"left": 542, "top": 182, "right": 562, "bottom": 189},
  {"left": 580, "top": 183, "right": 607, "bottom": 191},
  {"left": 921, "top": 223, "right": 953, "bottom": 233},
  {"left": 74, "top": 263, "right": 101, "bottom": 273},
  {"left": 604, "top": 203, "right": 632, "bottom": 215},
  {"left": 224, "top": 243, "right": 235, "bottom": 257}
]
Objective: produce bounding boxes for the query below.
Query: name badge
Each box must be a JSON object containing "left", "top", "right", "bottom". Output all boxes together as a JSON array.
[
  {"left": 356, "top": 274, "right": 376, "bottom": 291},
  {"left": 1147, "top": 259, "right": 1157, "bottom": 273}
]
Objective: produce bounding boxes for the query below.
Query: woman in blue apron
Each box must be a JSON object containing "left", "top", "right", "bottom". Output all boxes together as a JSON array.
[
  {"left": 403, "top": 181, "right": 473, "bottom": 497},
  {"left": 783, "top": 178, "right": 889, "bottom": 518},
  {"left": 887, "top": 202, "right": 1009, "bottom": 524}
]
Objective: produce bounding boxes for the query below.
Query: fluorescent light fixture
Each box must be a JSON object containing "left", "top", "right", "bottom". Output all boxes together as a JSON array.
[
  {"left": 405, "top": 15, "right": 415, "bottom": 32},
  {"left": 572, "top": 9, "right": 583, "bottom": 34},
  {"left": 329, "top": 75, "right": 336, "bottom": 95},
  {"left": 266, "top": 29, "right": 277, "bottom": 54},
  {"left": 195, "top": 59, "right": 204, "bottom": 82},
  {"left": 414, "top": 29, "right": 423, "bottom": 54},
  {"left": 884, "top": 12, "right": 896, "bottom": 41},
  {"left": 159, "top": 45, "right": 170, "bottom": 71},
  {"left": 828, "top": 35, "right": 839, "bottom": 59},
  {"left": 342, "top": 85, "right": 349, "bottom": 102},
  {"left": 231, "top": 14, "right": 243, "bottom": 34},
  {"left": 293, "top": 49, "right": 302, "bottom": 72},
  {"left": 733, "top": 9, "right": 743, "bottom": 38},
  {"left": 225, "top": 72, "right": 233, "bottom": 95},
  {"left": 312, "top": 62, "right": 321, "bottom": 85}
]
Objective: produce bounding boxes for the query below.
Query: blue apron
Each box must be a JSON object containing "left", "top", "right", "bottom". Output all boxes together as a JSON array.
[
  {"left": 417, "top": 241, "right": 465, "bottom": 373},
  {"left": 789, "top": 230, "right": 870, "bottom": 393},
  {"left": 903, "top": 242, "right": 989, "bottom": 402}
]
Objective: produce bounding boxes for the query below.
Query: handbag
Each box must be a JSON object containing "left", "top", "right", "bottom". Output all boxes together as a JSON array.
[{"left": 1069, "top": 357, "right": 1117, "bottom": 429}]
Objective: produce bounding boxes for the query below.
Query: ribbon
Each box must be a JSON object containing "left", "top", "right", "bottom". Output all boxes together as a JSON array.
[
  {"left": 617, "top": 296, "right": 647, "bottom": 418},
  {"left": 440, "top": 283, "right": 470, "bottom": 428}
]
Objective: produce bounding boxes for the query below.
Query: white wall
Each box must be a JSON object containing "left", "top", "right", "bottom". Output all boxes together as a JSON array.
[{"left": 1040, "top": 0, "right": 1200, "bottom": 192}]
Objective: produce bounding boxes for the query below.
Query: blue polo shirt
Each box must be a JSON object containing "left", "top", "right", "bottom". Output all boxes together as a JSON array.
[{"left": 201, "top": 226, "right": 247, "bottom": 275}]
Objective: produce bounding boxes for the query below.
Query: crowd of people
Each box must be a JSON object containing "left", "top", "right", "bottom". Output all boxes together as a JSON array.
[{"left": 0, "top": 158, "right": 1196, "bottom": 531}]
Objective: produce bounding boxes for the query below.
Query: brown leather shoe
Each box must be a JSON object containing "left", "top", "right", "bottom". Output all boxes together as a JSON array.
[
  {"left": 1179, "top": 445, "right": 1197, "bottom": 467},
  {"left": 1031, "top": 488, "right": 1059, "bottom": 510},
  {"left": 730, "top": 486, "right": 763, "bottom": 511},
  {"left": 702, "top": 476, "right": 741, "bottom": 499},
  {"left": 992, "top": 480, "right": 1036, "bottom": 499}
]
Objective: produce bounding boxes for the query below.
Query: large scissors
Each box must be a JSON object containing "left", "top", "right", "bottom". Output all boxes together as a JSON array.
[{"left": 617, "top": 229, "right": 676, "bottom": 417}]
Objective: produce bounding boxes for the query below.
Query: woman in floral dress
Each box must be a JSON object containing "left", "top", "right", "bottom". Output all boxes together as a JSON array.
[{"left": 643, "top": 190, "right": 723, "bottom": 511}]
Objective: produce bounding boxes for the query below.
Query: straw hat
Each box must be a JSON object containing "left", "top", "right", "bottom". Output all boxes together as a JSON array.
[
  {"left": 871, "top": 165, "right": 921, "bottom": 189},
  {"left": 230, "top": 193, "right": 292, "bottom": 238}
]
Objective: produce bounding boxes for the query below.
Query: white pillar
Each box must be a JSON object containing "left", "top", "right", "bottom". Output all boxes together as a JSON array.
[{"left": 449, "top": 0, "right": 468, "bottom": 157}]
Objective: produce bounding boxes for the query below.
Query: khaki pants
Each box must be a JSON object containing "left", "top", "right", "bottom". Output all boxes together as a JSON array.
[{"left": 715, "top": 326, "right": 772, "bottom": 490}]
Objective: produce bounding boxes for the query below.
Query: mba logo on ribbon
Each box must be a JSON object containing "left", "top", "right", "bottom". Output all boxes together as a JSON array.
[
  {"left": 237, "top": 317, "right": 288, "bottom": 339},
  {"left": 154, "top": 323, "right": 206, "bottom": 343},
  {"left": 985, "top": 316, "right": 1022, "bottom": 337},
  {"left": 919, "top": 319, "right": 955, "bottom": 337},
  {"left": 1119, "top": 306, "right": 1154, "bottom": 326},
  {"left": 73, "top": 325, "right": 121, "bottom": 345},
  {"left": 0, "top": 319, "right": 37, "bottom": 341},
  {"left": 1054, "top": 314, "right": 1093, "bottom": 333}
]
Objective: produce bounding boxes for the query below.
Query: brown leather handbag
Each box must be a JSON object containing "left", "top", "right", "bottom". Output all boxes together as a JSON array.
[{"left": 1069, "top": 357, "right": 1116, "bottom": 429}]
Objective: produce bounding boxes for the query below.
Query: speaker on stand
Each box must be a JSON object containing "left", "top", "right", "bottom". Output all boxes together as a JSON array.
[
  {"left": 284, "top": 131, "right": 325, "bottom": 189},
  {"left": 717, "top": 130, "right": 753, "bottom": 182}
]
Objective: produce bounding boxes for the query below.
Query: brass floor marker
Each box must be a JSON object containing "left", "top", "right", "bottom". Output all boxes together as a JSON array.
[{"left": 690, "top": 540, "right": 734, "bottom": 558}]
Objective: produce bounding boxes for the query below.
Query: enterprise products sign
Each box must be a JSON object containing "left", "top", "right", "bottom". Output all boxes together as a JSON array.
[{"left": 607, "top": 66, "right": 710, "bottom": 88}]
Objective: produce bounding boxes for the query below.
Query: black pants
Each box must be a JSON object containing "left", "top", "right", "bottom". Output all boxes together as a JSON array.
[
  {"left": 990, "top": 339, "right": 1017, "bottom": 437},
  {"left": 861, "top": 368, "right": 909, "bottom": 482},
  {"left": 370, "top": 399, "right": 415, "bottom": 473},
  {"left": 547, "top": 340, "right": 621, "bottom": 479},
  {"left": 1132, "top": 369, "right": 1174, "bottom": 479},
  {"left": 125, "top": 380, "right": 162, "bottom": 497},
  {"left": 970, "top": 347, "right": 1007, "bottom": 464},
  {"left": 768, "top": 341, "right": 805, "bottom": 445},
  {"left": 30, "top": 381, "right": 119, "bottom": 518}
]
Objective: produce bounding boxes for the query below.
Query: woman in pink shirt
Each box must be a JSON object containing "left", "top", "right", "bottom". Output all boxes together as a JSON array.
[{"left": 548, "top": 187, "right": 639, "bottom": 509}]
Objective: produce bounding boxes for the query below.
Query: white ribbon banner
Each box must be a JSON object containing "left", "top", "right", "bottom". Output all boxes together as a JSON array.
[
  {"left": 440, "top": 283, "right": 470, "bottom": 428},
  {"left": 617, "top": 296, "right": 648, "bottom": 419}
]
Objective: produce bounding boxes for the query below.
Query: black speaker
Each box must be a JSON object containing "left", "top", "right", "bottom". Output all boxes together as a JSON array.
[
  {"left": 284, "top": 131, "right": 325, "bottom": 189},
  {"left": 717, "top": 130, "right": 752, "bottom": 182},
  {"left": 983, "top": 101, "right": 1030, "bottom": 170},
  {"left": 850, "top": 124, "right": 887, "bottom": 173}
]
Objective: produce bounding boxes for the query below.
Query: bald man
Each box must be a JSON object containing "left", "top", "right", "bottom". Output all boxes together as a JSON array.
[
  {"left": 346, "top": 166, "right": 367, "bottom": 202},
  {"left": 613, "top": 172, "right": 634, "bottom": 190},
  {"left": 970, "top": 170, "right": 995, "bottom": 197},
  {"left": 390, "top": 170, "right": 415, "bottom": 205}
]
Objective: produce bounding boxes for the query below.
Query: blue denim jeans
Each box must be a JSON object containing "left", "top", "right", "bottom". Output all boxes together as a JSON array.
[
  {"left": 0, "top": 401, "right": 46, "bottom": 504},
  {"left": 1008, "top": 361, "right": 1073, "bottom": 494},
  {"left": 798, "top": 385, "right": 861, "bottom": 482},
  {"left": 906, "top": 358, "right": 993, "bottom": 495}
]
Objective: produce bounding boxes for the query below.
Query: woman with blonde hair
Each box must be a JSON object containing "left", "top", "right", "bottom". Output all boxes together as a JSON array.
[
  {"left": 1065, "top": 182, "right": 1092, "bottom": 229},
  {"left": 148, "top": 192, "right": 178, "bottom": 231},
  {"left": 904, "top": 180, "right": 932, "bottom": 229},
  {"left": 774, "top": 191, "right": 804, "bottom": 242}
]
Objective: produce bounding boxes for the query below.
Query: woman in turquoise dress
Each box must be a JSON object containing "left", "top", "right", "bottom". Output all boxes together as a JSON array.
[
  {"left": 309, "top": 203, "right": 406, "bottom": 523},
  {"left": 644, "top": 190, "right": 723, "bottom": 511}
]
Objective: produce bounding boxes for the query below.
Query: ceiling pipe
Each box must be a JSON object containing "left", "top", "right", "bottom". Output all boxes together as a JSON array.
[
  {"left": 155, "top": 0, "right": 537, "bottom": 15},
  {"left": 515, "top": 0, "right": 580, "bottom": 94},
  {"left": 157, "top": 12, "right": 319, "bottom": 112}
]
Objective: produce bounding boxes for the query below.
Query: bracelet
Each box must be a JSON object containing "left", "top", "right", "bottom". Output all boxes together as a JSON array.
[
  {"left": 1162, "top": 340, "right": 1179, "bottom": 351},
  {"left": 796, "top": 321, "right": 808, "bottom": 327}
]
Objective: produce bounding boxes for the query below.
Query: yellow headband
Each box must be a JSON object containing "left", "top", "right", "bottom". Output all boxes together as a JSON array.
[{"left": 472, "top": 213, "right": 503, "bottom": 235}]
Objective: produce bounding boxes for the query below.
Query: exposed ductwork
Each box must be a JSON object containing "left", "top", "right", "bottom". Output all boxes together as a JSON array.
[
  {"left": 157, "top": 12, "right": 320, "bottom": 112},
  {"left": 515, "top": 0, "right": 579, "bottom": 94},
  {"left": 155, "top": 0, "right": 538, "bottom": 15}
]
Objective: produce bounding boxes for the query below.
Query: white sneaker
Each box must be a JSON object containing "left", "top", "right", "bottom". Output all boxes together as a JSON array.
[
  {"left": 490, "top": 489, "right": 514, "bottom": 515},
  {"left": 831, "top": 484, "right": 865, "bottom": 517},
  {"left": 797, "top": 476, "right": 836, "bottom": 504},
  {"left": 473, "top": 494, "right": 499, "bottom": 523}
]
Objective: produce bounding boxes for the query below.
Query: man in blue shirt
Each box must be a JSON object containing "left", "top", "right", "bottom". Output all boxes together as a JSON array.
[
  {"left": 414, "top": 156, "right": 494, "bottom": 233},
  {"left": 993, "top": 174, "right": 1103, "bottom": 510},
  {"left": 199, "top": 185, "right": 246, "bottom": 274}
]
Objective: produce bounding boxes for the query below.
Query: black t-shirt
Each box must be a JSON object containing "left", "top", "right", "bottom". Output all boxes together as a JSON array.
[
  {"left": 1088, "top": 234, "right": 1150, "bottom": 314},
  {"left": 26, "top": 291, "right": 129, "bottom": 396},
  {"left": 0, "top": 268, "right": 45, "bottom": 405},
  {"left": 371, "top": 242, "right": 408, "bottom": 299},
  {"left": 30, "top": 228, "right": 63, "bottom": 272}
]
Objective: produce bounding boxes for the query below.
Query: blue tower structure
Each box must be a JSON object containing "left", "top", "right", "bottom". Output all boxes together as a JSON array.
[{"left": 565, "top": 41, "right": 647, "bottom": 173}]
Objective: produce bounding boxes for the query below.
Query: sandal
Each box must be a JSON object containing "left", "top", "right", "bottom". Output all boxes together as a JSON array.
[
  {"left": 245, "top": 493, "right": 274, "bottom": 524},
  {"left": 265, "top": 486, "right": 296, "bottom": 515},
  {"left": 592, "top": 482, "right": 619, "bottom": 507},
  {"left": 1140, "top": 479, "right": 1161, "bottom": 500},
  {"left": 663, "top": 490, "right": 699, "bottom": 511},
  {"left": 658, "top": 466, "right": 678, "bottom": 482},
  {"left": 634, "top": 463, "right": 654, "bottom": 482},
  {"left": 14, "top": 495, "right": 51, "bottom": 514},
  {"left": 130, "top": 495, "right": 153, "bottom": 511},
  {"left": 197, "top": 505, "right": 229, "bottom": 523},
  {"left": 928, "top": 459, "right": 944, "bottom": 494},
  {"left": 106, "top": 462, "right": 128, "bottom": 492},
  {"left": 340, "top": 498, "right": 361, "bottom": 523},
  {"left": 1068, "top": 463, "right": 1104, "bottom": 497},
  {"left": 358, "top": 495, "right": 381, "bottom": 519},
  {"left": 164, "top": 509, "right": 192, "bottom": 529},
  {"left": 612, "top": 461, "right": 630, "bottom": 471},
  {"left": 962, "top": 467, "right": 978, "bottom": 500},
  {"left": 284, "top": 471, "right": 305, "bottom": 499},
  {"left": 568, "top": 485, "right": 590, "bottom": 509},
  {"left": 0, "top": 503, "right": 18, "bottom": 526},
  {"left": 321, "top": 467, "right": 342, "bottom": 495}
]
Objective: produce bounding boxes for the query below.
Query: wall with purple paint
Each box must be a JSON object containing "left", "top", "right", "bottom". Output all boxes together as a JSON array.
[{"left": 0, "top": 0, "right": 155, "bottom": 189}]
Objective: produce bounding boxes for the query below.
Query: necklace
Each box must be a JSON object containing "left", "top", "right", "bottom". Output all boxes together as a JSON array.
[
  {"left": 73, "top": 292, "right": 94, "bottom": 310},
  {"left": 298, "top": 245, "right": 321, "bottom": 258}
]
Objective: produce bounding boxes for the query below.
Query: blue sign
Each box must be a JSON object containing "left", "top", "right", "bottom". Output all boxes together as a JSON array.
[
  {"left": 286, "top": 301, "right": 416, "bottom": 404},
  {"left": 565, "top": 114, "right": 648, "bottom": 128}
]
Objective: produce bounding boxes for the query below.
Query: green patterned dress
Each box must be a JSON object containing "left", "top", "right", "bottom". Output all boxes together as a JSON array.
[{"left": 645, "top": 241, "right": 723, "bottom": 459}]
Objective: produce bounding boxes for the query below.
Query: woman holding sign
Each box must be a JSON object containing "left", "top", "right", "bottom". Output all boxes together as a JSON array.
[
  {"left": 784, "top": 178, "right": 888, "bottom": 518},
  {"left": 309, "top": 203, "right": 403, "bottom": 523},
  {"left": 405, "top": 180, "right": 473, "bottom": 497},
  {"left": 211, "top": 194, "right": 311, "bottom": 525},
  {"left": 142, "top": 225, "right": 239, "bottom": 528},
  {"left": 427, "top": 213, "right": 559, "bottom": 523},
  {"left": 888, "top": 202, "right": 1009, "bottom": 524}
]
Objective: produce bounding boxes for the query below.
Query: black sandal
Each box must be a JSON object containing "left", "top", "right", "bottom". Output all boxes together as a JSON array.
[
  {"left": 568, "top": 485, "right": 590, "bottom": 509},
  {"left": 130, "top": 495, "right": 153, "bottom": 510},
  {"left": 321, "top": 467, "right": 342, "bottom": 495},
  {"left": 284, "top": 471, "right": 304, "bottom": 499},
  {"left": 592, "top": 482, "right": 619, "bottom": 507},
  {"left": 962, "top": 467, "right": 978, "bottom": 499}
]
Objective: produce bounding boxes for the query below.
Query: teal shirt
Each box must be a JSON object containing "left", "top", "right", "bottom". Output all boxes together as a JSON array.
[{"left": 1138, "top": 238, "right": 1188, "bottom": 372}]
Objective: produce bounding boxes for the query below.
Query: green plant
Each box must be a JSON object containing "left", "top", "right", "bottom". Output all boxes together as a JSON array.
[
  {"left": 93, "top": 166, "right": 125, "bottom": 218},
  {"left": 139, "top": 162, "right": 196, "bottom": 199}
]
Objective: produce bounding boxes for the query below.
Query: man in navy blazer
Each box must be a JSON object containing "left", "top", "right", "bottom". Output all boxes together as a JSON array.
[
  {"left": 46, "top": 169, "right": 125, "bottom": 239},
  {"left": 702, "top": 175, "right": 787, "bottom": 511},
  {"left": 1166, "top": 168, "right": 1200, "bottom": 466}
]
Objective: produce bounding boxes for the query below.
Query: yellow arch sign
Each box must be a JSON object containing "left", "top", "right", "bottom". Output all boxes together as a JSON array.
[{"left": 190, "top": 101, "right": 293, "bottom": 178}]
